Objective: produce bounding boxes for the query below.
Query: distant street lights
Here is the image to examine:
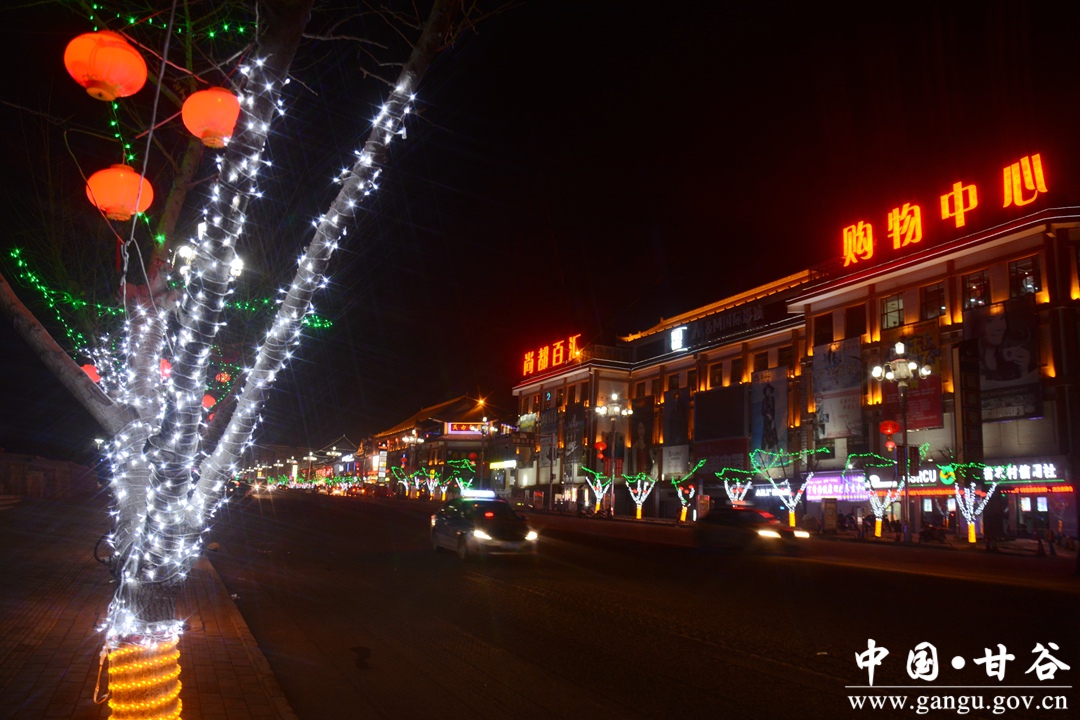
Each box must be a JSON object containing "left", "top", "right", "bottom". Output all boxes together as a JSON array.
[
  {"left": 303, "top": 452, "right": 318, "bottom": 481},
  {"left": 871, "top": 340, "right": 932, "bottom": 544}
]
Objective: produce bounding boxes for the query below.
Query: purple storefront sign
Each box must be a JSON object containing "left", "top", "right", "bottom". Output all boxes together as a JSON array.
[{"left": 804, "top": 474, "right": 872, "bottom": 502}]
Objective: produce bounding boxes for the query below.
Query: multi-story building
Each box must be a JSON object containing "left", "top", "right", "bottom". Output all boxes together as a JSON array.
[{"left": 512, "top": 151, "right": 1078, "bottom": 538}]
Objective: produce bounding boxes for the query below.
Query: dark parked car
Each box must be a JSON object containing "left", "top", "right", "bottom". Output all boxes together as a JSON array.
[
  {"left": 692, "top": 506, "right": 809, "bottom": 554},
  {"left": 431, "top": 491, "right": 538, "bottom": 560}
]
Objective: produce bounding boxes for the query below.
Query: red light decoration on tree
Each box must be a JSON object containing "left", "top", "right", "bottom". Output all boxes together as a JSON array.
[
  {"left": 63, "top": 31, "right": 147, "bottom": 102},
  {"left": 85, "top": 165, "right": 154, "bottom": 220},
  {"left": 81, "top": 364, "right": 101, "bottom": 383},
  {"left": 182, "top": 87, "right": 241, "bottom": 148},
  {"left": 215, "top": 371, "right": 231, "bottom": 383},
  {"left": 202, "top": 394, "right": 216, "bottom": 409},
  {"left": 160, "top": 359, "right": 172, "bottom": 379}
]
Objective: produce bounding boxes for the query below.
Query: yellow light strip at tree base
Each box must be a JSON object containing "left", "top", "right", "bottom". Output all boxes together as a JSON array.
[{"left": 108, "top": 639, "right": 182, "bottom": 720}]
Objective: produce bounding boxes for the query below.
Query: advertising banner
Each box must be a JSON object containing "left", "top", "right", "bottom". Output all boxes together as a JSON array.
[
  {"left": 663, "top": 388, "right": 690, "bottom": 446},
  {"left": 750, "top": 370, "right": 788, "bottom": 453},
  {"left": 962, "top": 297, "right": 1042, "bottom": 421},
  {"left": 662, "top": 445, "right": 689, "bottom": 477},
  {"left": 564, "top": 403, "right": 585, "bottom": 477},
  {"left": 694, "top": 437, "right": 749, "bottom": 476},
  {"left": 692, "top": 385, "right": 747, "bottom": 440},
  {"left": 629, "top": 397, "right": 656, "bottom": 476},
  {"left": 812, "top": 337, "right": 864, "bottom": 439}
]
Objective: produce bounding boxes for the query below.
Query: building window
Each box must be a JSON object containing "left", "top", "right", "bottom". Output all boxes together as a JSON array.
[
  {"left": 754, "top": 351, "right": 769, "bottom": 372},
  {"left": 556, "top": 388, "right": 564, "bottom": 407},
  {"left": 709, "top": 363, "right": 723, "bottom": 388},
  {"left": 667, "top": 374, "right": 680, "bottom": 391},
  {"left": 778, "top": 345, "right": 794, "bottom": 371},
  {"left": 651, "top": 378, "right": 661, "bottom": 397},
  {"left": 1009, "top": 256, "right": 1041, "bottom": 297},
  {"left": 845, "top": 305, "right": 867, "bottom": 338},
  {"left": 532, "top": 394, "right": 540, "bottom": 412},
  {"left": 581, "top": 382, "right": 590, "bottom": 405},
  {"left": 730, "top": 357, "right": 745, "bottom": 384},
  {"left": 962, "top": 270, "right": 991, "bottom": 309},
  {"left": 634, "top": 381, "right": 645, "bottom": 399},
  {"left": 813, "top": 313, "right": 833, "bottom": 346},
  {"left": 880, "top": 293, "right": 904, "bottom": 330},
  {"left": 920, "top": 283, "right": 946, "bottom": 320},
  {"left": 567, "top": 385, "right": 577, "bottom": 406},
  {"left": 687, "top": 369, "right": 697, "bottom": 392}
]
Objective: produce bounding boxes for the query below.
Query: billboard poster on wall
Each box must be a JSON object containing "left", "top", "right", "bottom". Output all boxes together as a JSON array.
[
  {"left": 692, "top": 385, "right": 747, "bottom": 441},
  {"left": 564, "top": 403, "right": 584, "bottom": 476},
  {"left": 663, "top": 389, "right": 690, "bottom": 446},
  {"left": 880, "top": 321, "right": 944, "bottom": 430},
  {"left": 629, "top": 397, "right": 656, "bottom": 477},
  {"left": 962, "top": 297, "right": 1042, "bottom": 421},
  {"left": 694, "top": 437, "right": 749, "bottom": 476},
  {"left": 812, "top": 337, "right": 864, "bottom": 439},
  {"left": 750, "top": 370, "right": 788, "bottom": 453}
]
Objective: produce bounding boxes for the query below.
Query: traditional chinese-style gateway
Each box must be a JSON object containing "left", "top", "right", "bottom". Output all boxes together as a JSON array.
[{"left": 507, "top": 152, "right": 1078, "bottom": 539}]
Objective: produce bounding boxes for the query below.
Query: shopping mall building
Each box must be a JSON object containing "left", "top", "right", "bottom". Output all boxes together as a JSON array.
[{"left": 511, "top": 152, "right": 1078, "bottom": 538}]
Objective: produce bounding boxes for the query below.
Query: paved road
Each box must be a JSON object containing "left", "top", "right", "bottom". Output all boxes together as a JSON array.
[{"left": 209, "top": 491, "right": 1079, "bottom": 719}]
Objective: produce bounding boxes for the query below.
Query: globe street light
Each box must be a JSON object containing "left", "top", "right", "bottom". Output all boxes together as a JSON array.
[
  {"left": 871, "top": 341, "right": 931, "bottom": 544},
  {"left": 595, "top": 393, "right": 633, "bottom": 515}
]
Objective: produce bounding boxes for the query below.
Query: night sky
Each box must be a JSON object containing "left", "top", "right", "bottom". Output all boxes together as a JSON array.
[{"left": 2, "top": 1, "right": 1079, "bottom": 461}]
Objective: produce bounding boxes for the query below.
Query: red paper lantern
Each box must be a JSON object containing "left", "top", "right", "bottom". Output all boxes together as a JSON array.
[
  {"left": 202, "top": 394, "right": 216, "bottom": 409},
  {"left": 81, "top": 364, "right": 101, "bottom": 383},
  {"left": 85, "top": 165, "right": 154, "bottom": 220},
  {"left": 879, "top": 420, "right": 901, "bottom": 436},
  {"left": 594, "top": 441, "right": 607, "bottom": 452},
  {"left": 63, "top": 31, "right": 147, "bottom": 102},
  {"left": 182, "top": 87, "right": 241, "bottom": 148},
  {"left": 885, "top": 439, "right": 897, "bottom": 451}
]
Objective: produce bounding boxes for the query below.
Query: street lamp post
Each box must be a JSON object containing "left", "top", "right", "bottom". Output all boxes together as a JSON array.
[
  {"left": 326, "top": 446, "right": 342, "bottom": 484},
  {"left": 479, "top": 417, "right": 492, "bottom": 491},
  {"left": 871, "top": 341, "right": 931, "bottom": 544},
  {"left": 594, "top": 392, "right": 632, "bottom": 516},
  {"left": 303, "top": 452, "right": 318, "bottom": 482}
]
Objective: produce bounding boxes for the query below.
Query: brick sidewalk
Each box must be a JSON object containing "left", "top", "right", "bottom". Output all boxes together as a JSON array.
[{"left": 0, "top": 494, "right": 297, "bottom": 720}]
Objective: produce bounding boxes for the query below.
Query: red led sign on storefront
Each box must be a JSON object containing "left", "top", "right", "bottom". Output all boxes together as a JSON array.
[
  {"left": 522, "top": 333, "right": 582, "bottom": 377},
  {"left": 842, "top": 153, "right": 1048, "bottom": 267}
]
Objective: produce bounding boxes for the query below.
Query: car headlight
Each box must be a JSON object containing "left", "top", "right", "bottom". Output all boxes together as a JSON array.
[
  {"left": 472, "top": 529, "right": 492, "bottom": 540},
  {"left": 430, "top": 516, "right": 436, "bottom": 528},
  {"left": 757, "top": 529, "right": 782, "bottom": 539},
  {"left": 794, "top": 529, "right": 810, "bottom": 539},
  {"left": 525, "top": 530, "right": 538, "bottom": 541}
]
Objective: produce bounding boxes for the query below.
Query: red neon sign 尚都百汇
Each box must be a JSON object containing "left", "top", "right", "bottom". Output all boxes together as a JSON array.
[{"left": 523, "top": 334, "right": 581, "bottom": 377}]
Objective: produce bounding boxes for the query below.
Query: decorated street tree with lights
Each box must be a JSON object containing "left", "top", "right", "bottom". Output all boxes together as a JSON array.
[
  {"left": 716, "top": 467, "right": 755, "bottom": 506},
  {"left": 953, "top": 463, "right": 998, "bottom": 544},
  {"left": 671, "top": 459, "right": 705, "bottom": 521},
  {"left": 582, "top": 466, "right": 613, "bottom": 514},
  {"left": 622, "top": 473, "right": 657, "bottom": 519},
  {"left": 844, "top": 451, "right": 904, "bottom": 538},
  {"left": 750, "top": 447, "right": 826, "bottom": 527},
  {"left": 0, "top": 1, "right": 477, "bottom": 715}
]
